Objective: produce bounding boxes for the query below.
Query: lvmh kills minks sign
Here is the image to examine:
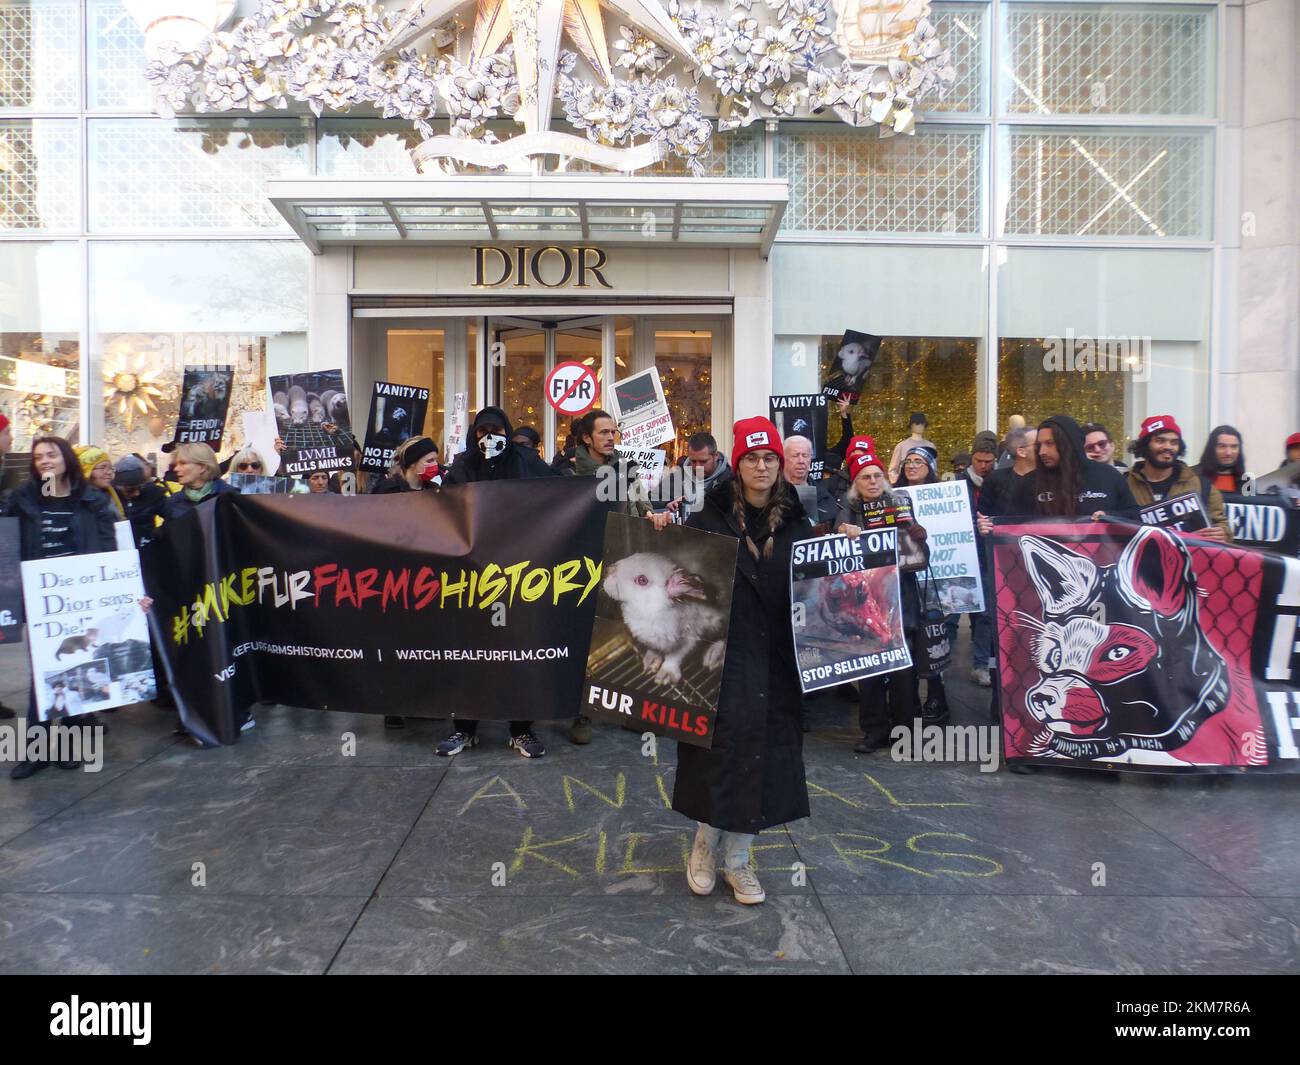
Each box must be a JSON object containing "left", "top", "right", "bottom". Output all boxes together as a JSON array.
[{"left": 473, "top": 246, "right": 613, "bottom": 289}]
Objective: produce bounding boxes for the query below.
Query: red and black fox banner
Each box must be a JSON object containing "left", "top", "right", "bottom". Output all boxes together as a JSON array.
[
  {"left": 992, "top": 518, "right": 1300, "bottom": 773},
  {"left": 140, "top": 480, "right": 611, "bottom": 745}
]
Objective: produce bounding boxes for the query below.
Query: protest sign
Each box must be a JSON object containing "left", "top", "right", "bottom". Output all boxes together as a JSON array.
[
  {"left": 281, "top": 444, "right": 354, "bottom": 477},
  {"left": 141, "top": 480, "right": 611, "bottom": 746},
  {"left": 992, "top": 518, "right": 1300, "bottom": 773},
  {"left": 171, "top": 366, "right": 234, "bottom": 449},
  {"left": 1222, "top": 492, "right": 1300, "bottom": 556},
  {"left": 820, "top": 330, "right": 880, "bottom": 405},
  {"left": 894, "top": 481, "right": 984, "bottom": 613},
  {"left": 22, "top": 549, "right": 155, "bottom": 720},
  {"left": 610, "top": 367, "right": 674, "bottom": 449},
  {"left": 790, "top": 530, "right": 911, "bottom": 692},
  {"left": 582, "top": 514, "right": 737, "bottom": 748},
  {"left": 241, "top": 409, "right": 282, "bottom": 475},
  {"left": 622, "top": 447, "right": 666, "bottom": 497},
  {"left": 769, "top": 394, "right": 830, "bottom": 478},
  {"left": 360, "top": 380, "right": 430, "bottom": 473},
  {"left": 1138, "top": 492, "right": 1209, "bottom": 534}
]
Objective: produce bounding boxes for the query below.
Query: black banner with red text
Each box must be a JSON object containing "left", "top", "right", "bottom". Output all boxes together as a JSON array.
[
  {"left": 140, "top": 480, "right": 611, "bottom": 745},
  {"left": 992, "top": 517, "right": 1300, "bottom": 773}
]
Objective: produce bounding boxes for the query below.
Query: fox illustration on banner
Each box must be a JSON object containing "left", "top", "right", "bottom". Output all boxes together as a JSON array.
[{"left": 993, "top": 519, "right": 1300, "bottom": 772}]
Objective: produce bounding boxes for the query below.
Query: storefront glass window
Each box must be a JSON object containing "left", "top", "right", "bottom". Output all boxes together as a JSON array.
[
  {"left": 90, "top": 241, "right": 309, "bottom": 463},
  {"left": 0, "top": 240, "right": 80, "bottom": 448},
  {"left": 997, "top": 247, "right": 1213, "bottom": 453},
  {"left": 0, "top": 0, "right": 80, "bottom": 109},
  {"left": 655, "top": 328, "right": 713, "bottom": 463},
  {"left": 0, "top": 118, "right": 79, "bottom": 231},
  {"left": 1000, "top": 3, "right": 1216, "bottom": 117},
  {"left": 386, "top": 328, "right": 445, "bottom": 443},
  {"left": 86, "top": 0, "right": 150, "bottom": 110},
  {"left": 776, "top": 122, "right": 985, "bottom": 235},
  {"left": 929, "top": 2, "right": 987, "bottom": 114},
  {"left": 999, "top": 126, "right": 1212, "bottom": 239},
  {"left": 88, "top": 118, "right": 311, "bottom": 232}
]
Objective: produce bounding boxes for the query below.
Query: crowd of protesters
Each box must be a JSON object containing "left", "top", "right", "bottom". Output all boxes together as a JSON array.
[{"left": 2, "top": 402, "right": 1299, "bottom": 906}]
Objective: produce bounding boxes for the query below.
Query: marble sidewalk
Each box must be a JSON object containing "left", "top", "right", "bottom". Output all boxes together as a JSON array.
[{"left": 1, "top": 635, "right": 1298, "bottom": 975}]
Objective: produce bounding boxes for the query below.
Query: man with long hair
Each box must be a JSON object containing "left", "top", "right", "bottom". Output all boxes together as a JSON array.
[
  {"left": 1010, "top": 415, "right": 1138, "bottom": 518},
  {"left": 1192, "top": 425, "right": 1248, "bottom": 495}
]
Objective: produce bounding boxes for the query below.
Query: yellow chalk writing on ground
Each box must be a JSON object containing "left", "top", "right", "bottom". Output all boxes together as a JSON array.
[
  {"left": 459, "top": 775, "right": 527, "bottom": 817},
  {"left": 906, "top": 832, "right": 1004, "bottom": 877},
  {"left": 864, "top": 773, "right": 975, "bottom": 809},
  {"left": 562, "top": 772, "right": 626, "bottom": 813},
  {"left": 509, "top": 826, "right": 590, "bottom": 878}
]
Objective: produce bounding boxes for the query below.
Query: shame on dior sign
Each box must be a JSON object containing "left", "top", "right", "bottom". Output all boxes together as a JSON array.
[{"left": 473, "top": 246, "right": 613, "bottom": 289}]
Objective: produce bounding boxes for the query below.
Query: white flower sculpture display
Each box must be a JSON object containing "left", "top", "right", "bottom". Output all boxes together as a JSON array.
[{"left": 142, "top": 0, "right": 955, "bottom": 174}]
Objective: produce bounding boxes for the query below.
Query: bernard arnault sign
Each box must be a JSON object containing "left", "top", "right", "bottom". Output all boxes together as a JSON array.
[{"left": 473, "top": 246, "right": 613, "bottom": 289}]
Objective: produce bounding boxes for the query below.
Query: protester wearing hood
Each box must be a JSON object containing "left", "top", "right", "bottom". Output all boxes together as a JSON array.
[
  {"left": 1125, "top": 415, "right": 1231, "bottom": 542},
  {"left": 511, "top": 425, "right": 542, "bottom": 454},
  {"left": 4, "top": 436, "right": 121, "bottom": 778},
  {"left": 438, "top": 406, "right": 552, "bottom": 759},
  {"left": 444, "top": 406, "right": 553, "bottom": 484},
  {"left": 648, "top": 417, "right": 812, "bottom": 905},
  {"left": 831, "top": 437, "right": 930, "bottom": 751},
  {"left": 113, "top": 455, "right": 168, "bottom": 548},
  {"left": 1009, "top": 415, "right": 1138, "bottom": 518},
  {"left": 371, "top": 436, "right": 441, "bottom": 494},
  {"left": 1192, "top": 425, "right": 1249, "bottom": 495},
  {"left": 567, "top": 408, "right": 650, "bottom": 745}
]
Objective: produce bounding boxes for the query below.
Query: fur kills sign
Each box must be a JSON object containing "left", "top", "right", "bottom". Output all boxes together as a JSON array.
[
  {"left": 790, "top": 530, "right": 911, "bottom": 691},
  {"left": 583, "top": 515, "right": 739, "bottom": 749},
  {"left": 992, "top": 518, "right": 1300, "bottom": 773}
]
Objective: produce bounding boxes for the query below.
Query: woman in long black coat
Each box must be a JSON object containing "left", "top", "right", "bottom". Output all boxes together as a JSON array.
[{"left": 651, "top": 417, "right": 812, "bottom": 905}]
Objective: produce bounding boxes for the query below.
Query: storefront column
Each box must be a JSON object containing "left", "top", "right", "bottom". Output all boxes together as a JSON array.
[
  {"left": 731, "top": 250, "right": 772, "bottom": 423},
  {"left": 310, "top": 246, "right": 351, "bottom": 382}
]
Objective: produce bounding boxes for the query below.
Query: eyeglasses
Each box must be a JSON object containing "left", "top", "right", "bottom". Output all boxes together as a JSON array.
[
  {"left": 1084, "top": 442, "right": 1110, "bottom": 452},
  {"left": 740, "top": 454, "right": 780, "bottom": 468},
  {"left": 237, "top": 462, "right": 262, "bottom": 471}
]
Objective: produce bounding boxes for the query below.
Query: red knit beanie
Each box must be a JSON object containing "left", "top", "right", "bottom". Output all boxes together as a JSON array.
[{"left": 732, "top": 417, "right": 785, "bottom": 468}]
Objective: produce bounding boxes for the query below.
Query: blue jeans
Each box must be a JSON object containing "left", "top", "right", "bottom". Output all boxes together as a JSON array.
[
  {"left": 945, "top": 611, "right": 992, "bottom": 671},
  {"left": 695, "top": 824, "right": 754, "bottom": 871}
]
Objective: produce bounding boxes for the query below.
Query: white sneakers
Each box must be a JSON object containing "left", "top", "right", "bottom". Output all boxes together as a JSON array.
[
  {"left": 972, "top": 668, "right": 992, "bottom": 688},
  {"left": 687, "top": 834, "right": 717, "bottom": 895},
  {"left": 720, "top": 865, "right": 766, "bottom": 905}
]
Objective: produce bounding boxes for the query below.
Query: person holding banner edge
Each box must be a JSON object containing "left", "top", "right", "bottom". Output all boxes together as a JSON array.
[{"left": 647, "top": 416, "right": 811, "bottom": 905}]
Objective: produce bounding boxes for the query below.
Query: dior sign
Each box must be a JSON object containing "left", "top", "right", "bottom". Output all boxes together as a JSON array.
[{"left": 473, "top": 246, "right": 613, "bottom": 289}]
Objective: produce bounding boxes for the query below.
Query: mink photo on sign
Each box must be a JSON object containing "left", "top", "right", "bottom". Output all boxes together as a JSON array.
[
  {"left": 769, "top": 394, "right": 830, "bottom": 478},
  {"left": 582, "top": 513, "right": 738, "bottom": 749},
  {"left": 1138, "top": 492, "right": 1209, "bottom": 534},
  {"left": 172, "top": 366, "right": 234, "bottom": 448},
  {"left": 269, "top": 369, "right": 356, "bottom": 460},
  {"left": 820, "top": 329, "right": 881, "bottom": 405},
  {"left": 361, "top": 380, "right": 430, "bottom": 473},
  {"left": 790, "top": 530, "right": 911, "bottom": 692}
]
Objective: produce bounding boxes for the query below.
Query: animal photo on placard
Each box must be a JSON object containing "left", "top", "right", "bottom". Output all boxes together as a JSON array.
[{"left": 582, "top": 514, "right": 738, "bottom": 748}]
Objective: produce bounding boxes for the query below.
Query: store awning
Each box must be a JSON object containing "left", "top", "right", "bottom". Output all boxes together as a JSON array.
[{"left": 266, "top": 176, "right": 788, "bottom": 258}]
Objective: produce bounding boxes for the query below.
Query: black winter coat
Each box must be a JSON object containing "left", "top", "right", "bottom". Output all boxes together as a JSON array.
[
  {"left": 121, "top": 481, "right": 169, "bottom": 547},
  {"left": 444, "top": 406, "right": 555, "bottom": 484},
  {"left": 4, "top": 479, "right": 117, "bottom": 560},
  {"left": 672, "top": 482, "right": 813, "bottom": 833},
  {"left": 1009, "top": 415, "right": 1139, "bottom": 517}
]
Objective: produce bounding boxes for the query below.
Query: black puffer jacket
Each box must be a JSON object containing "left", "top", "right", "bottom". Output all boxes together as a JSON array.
[
  {"left": 443, "top": 406, "right": 554, "bottom": 483},
  {"left": 4, "top": 479, "right": 116, "bottom": 560},
  {"left": 1010, "top": 415, "right": 1139, "bottom": 517},
  {"left": 672, "top": 481, "right": 813, "bottom": 833}
]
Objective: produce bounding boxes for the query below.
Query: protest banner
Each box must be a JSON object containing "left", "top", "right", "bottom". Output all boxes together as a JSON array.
[
  {"left": 1138, "top": 492, "right": 1209, "bottom": 534},
  {"left": 0, "top": 517, "right": 21, "bottom": 643},
  {"left": 1222, "top": 492, "right": 1300, "bottom": 556},
  {"left": 769, "top": 394, "right": 830, "bottom": 478},
  {"left": 894, "top": 481, "right": 984, "bottom": 613},
  {"left": 281, "top": 444, "right": 354, "bottom": 477},
  {"left": 21, "top": 549, "right": 155, "bottom": 720},
  {"left": 170, "top": 366, "right": 234, "bottom": 449},
  {"left": 790, "top": 529, "right": 911, "bottom": 692},
  {"left": 141, "top": 480, "right": 612, "bottom": 745},
  {"left": 360, "top": 380, "right": 430, "bottom": 473},
  {"left": 582, "top": 514, "right": 737, "bottom": 748},
  {"left": 610, "top": 367, "right": 674, "bottom": 449},
  {"left": 992, "top": 517, "right": 1300, "bottom": 773}
]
